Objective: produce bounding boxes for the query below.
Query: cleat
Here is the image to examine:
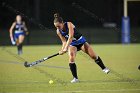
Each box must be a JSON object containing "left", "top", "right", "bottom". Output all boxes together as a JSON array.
[
  {"left": 103, "top": 68, "right": 110, "bottom": 74},
  {"left": 18, "top": 50, "right": 22, "bottom": 55},
  {"left": 71, "top": 78, "right": 79, "bottom": 83}
]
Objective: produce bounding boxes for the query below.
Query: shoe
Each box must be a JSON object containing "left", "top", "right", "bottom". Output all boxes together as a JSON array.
[
  {"left": 18, "top": 50, "right": 22, "bottom": 55},
  {"left": 103, "top": 68, "right": 110, "bottom": 74},
  {"left": 71, "top": 78, "right": 79, "bottom": 83}
]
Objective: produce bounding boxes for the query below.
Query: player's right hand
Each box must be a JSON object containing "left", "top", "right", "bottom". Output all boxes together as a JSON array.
[
  {"left": 59, "top": 50, "right": 67, "bottom": 55},
  {"left": 11, "top": 38, "right": 16, "bottom": 45}
]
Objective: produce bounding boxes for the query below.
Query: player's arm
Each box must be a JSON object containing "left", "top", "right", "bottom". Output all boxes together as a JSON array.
[
  {"left": 9, "top": 22, "right": 16, "bottom": 39},
  {"left": 63, "top": 22, "right": 74, "bottom": 51},
  {"left": 56, "top": 29, "right": 67, "bottom": 54},
  {"left": 23, "top": 22, "right": 29, "bottom": 35},
  {"left": 9, "top": 22, "right": 16, "bottom": 45}
]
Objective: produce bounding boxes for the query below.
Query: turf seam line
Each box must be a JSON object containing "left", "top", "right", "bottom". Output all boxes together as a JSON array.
[{"left": 0, "top": 59, "right": 69, "bottom": 70}]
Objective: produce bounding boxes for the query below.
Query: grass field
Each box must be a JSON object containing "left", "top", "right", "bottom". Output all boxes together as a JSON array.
[{"left": 0, "top": 44, "right": 140, "bottom": 93}]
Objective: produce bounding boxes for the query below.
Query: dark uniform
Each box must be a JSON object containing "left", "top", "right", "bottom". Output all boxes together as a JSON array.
[
  {"left": 13, "top": 22, "right": 25, "bottom": 55},
  {"left": 14, "top": 22, "right": 25, "bottom": 40},
  {"left": 59, "top": 22, "right": 86, "bottom": 50}
]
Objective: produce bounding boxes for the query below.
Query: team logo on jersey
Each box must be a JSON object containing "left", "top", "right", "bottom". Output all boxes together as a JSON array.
[{"left": 16, "top": 24, "right": 24, "bottom": 31}]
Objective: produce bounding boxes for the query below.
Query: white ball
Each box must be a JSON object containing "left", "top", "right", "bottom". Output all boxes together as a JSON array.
[{"left": 49, "top": 80, "right": 53, "bottom": 84}]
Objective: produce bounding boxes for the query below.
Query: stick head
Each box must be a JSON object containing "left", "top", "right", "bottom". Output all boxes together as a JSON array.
[{"left": 24, "top": 61, "right": 31, "bottom": 67}]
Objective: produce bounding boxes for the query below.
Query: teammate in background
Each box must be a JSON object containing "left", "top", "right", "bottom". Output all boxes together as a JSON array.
[
  {"left": 53, "top": 13, "right": 110, "bottom": 83},
  {"left": 9, "top": 15, "right": 28, "bottom": 55}
]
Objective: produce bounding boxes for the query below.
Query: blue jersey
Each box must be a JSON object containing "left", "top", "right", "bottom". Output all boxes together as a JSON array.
[
  {"left": 14, "top": 22, "right": 24, "bottom": 31},
  {"left": 14, "top": 22, "right": 25, "bottom": 40},
  {"left": 59, "top": 22, "right": 86, "bottom": 46},
  {"left": 59, "top": 22, "right": 82, "bottom": 40}
]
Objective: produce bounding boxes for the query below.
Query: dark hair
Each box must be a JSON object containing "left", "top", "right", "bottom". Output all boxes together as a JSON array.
[{"left": 54, "top": 13, "right": 63, "bottom": 23}]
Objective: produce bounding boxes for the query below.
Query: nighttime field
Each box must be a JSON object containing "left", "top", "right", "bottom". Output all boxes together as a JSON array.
[{"left": 0, "top": 44, "right": 140, "bottom": 93}]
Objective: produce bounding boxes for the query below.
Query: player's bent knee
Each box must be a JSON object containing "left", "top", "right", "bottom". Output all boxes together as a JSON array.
[
  {"left": 69, "top": 56, "right": 75, "bottom": 61},
  {"left": 69, "top": 51, "right": 75, "bottom": 56},
  {"left": 69, "top": 56, "right": 75, "bottom": 62},
  {"left": 18, "top": 42, "right": 22, "bottom": 45}
]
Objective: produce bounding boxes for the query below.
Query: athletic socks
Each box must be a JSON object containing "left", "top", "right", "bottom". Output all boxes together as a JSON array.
[
  {"left": 17, "top": 43, "right": 23, "bottom": 55},
  {"left": 69, "top": 63, "right": 78, "bottom": 79},
  {"left": 95, "top": 56, "right": 106, "bottom": 70}
]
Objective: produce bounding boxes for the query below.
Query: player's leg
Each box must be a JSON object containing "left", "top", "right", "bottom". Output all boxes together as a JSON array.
[
  {"left": 81, "top": 42, "right": 110, "bottom": 74},
  {"left": 68, "top": 46, "right": 79, "bottom": 83},
  {"left": 17, "top": 35, "right": 25, "bottom": 55}
]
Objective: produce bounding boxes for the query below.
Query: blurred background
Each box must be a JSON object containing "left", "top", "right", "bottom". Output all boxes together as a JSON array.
[{"left": 0, "top": 0, "right": 140, "bottom": 45}]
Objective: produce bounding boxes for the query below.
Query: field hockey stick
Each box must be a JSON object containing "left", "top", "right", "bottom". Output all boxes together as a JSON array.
[
  {"left": 24, "top": 53, "right": 59, "bottom": 67},
  {"left": 10, "top": 37, "right": 16, "bottom": 45}
]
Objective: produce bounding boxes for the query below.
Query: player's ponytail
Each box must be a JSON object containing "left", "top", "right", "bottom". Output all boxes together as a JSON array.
[
  {"left": 54, "top": 13, "right": 63, "bottom": 23},
  {"left": 54, "top": 13, "right": 59, "bottom": 18}
]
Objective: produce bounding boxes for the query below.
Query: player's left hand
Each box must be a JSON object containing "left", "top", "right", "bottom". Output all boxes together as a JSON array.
[
  {"left": 63, "top": 48, "right": 68, "bottom": 52},
  {"left": 59, "top": 50, "right": 66, "bottom": 55},
  {"left": 59, "top": 48, "right": 67, "bottom": 55},
  {"left": 25, "top": 31, "right": 29, "bottom": 35}
]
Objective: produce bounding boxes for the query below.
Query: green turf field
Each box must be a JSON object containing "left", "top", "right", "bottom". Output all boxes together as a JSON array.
[{"left": 0, "top": 44, "right": 140, "bottom": 93}]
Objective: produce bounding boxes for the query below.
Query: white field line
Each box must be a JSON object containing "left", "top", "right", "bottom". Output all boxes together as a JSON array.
[
  {"left": 6, "top": 89, "right": 140, "bottom": 93},
  {"left": 63, "top": 88, "right": 140, "bottom": 92}
]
